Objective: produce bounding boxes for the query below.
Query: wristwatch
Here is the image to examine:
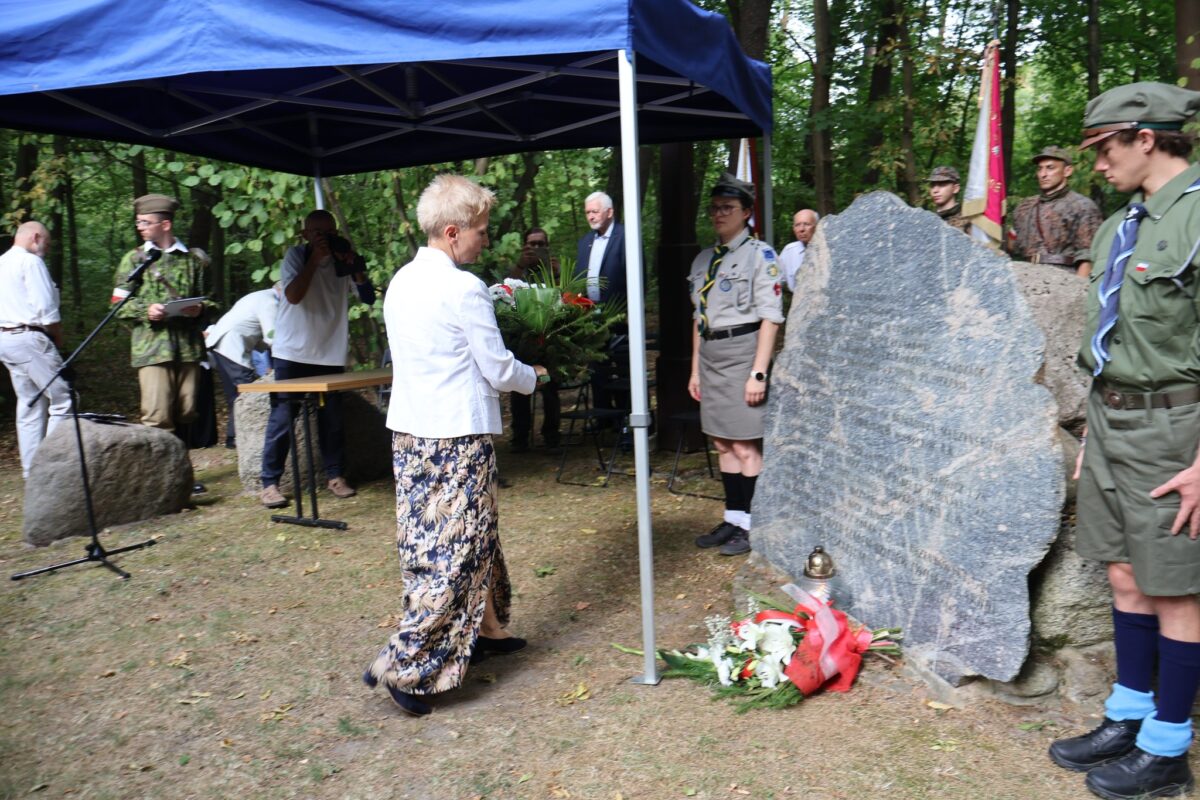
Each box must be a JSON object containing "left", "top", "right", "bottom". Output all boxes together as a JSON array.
[{"left": 751, "top": 370, "right": 767, "bottom": 382}]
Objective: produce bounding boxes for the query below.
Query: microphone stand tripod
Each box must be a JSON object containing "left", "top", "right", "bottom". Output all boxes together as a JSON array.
[{"left": 11, "top": 254, "right": 163, "bottom": 581}]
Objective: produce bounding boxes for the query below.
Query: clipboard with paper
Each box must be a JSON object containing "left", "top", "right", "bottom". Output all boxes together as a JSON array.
[{"left": 163, "top": 296, "right": 206, "bottom": 316}]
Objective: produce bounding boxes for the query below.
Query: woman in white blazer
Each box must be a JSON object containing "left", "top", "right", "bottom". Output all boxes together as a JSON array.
[{"left": 364, "top": 174, "right": 547, "bottom": 717}]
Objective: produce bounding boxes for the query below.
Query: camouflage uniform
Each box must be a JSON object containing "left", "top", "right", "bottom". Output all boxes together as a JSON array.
[
  {"left": 938, "top": 203, "right": 972, "bottom": 234},
  {"left": 1008, "top": 186, "right": 1102, "bottom": 269},
  {"left": 113, "top": 245, "right": 213, "bottom": 368}
]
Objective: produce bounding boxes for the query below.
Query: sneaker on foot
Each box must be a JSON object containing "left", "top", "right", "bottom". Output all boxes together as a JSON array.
[
  {"left": 260, "top": 485, "right": 288, "bottom": 508},
  {"left": 695, "top": 521, "right": 741, "bottom": 549}
]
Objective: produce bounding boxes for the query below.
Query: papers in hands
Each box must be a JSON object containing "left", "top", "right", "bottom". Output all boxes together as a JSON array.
[{"left": 164, "top": 296, "right": 206, "bottom": 317}]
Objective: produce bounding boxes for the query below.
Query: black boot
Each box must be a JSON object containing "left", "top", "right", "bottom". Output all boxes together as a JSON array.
[
  {"left": 1085, "top": 747, "right": 1193, "bottom": 800},
  {"left": 1048, "top": 717, "right": 1142, "bottom": 772}
]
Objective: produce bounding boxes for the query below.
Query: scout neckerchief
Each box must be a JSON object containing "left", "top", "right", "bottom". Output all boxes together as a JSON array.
[
  {"left": 697, "top": 229, "right": 752, "bottom": 337},
  {"left": 1090, "top": 177, "right": 1200, "bottom": 375}
]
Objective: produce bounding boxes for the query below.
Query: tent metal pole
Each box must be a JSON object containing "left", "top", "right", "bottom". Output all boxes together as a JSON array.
[
  {"left": 762, "top": 132, "right": 774, "bottom": 246},
  {"left": 313, "top": 174, "right": 325, "bottom": 210},
  {"left": 618, "top": 47, "right": 659, "bottom": 687}
]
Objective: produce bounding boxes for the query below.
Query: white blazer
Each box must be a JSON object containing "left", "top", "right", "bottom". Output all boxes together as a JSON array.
[{"left": 384, "top": 247, "right": 536, "bottom": 437}]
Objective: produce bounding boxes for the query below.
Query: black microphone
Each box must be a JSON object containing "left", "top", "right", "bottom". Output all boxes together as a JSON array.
[{"left": 125, "top": 247, "right": 163, "bottom": 285}]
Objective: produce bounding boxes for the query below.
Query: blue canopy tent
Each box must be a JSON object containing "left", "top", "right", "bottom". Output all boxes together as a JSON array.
[{"left": 0, "top": 0, "right": 773, "bottom": 683}]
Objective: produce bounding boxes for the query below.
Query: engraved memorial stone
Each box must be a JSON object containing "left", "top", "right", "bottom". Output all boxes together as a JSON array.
[{"left": 755, "top": 192, "right": 1063, "bottom": 683}]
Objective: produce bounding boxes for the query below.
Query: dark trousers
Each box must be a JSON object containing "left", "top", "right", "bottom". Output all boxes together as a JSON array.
[
  {"left": 511, "top": 384, "right": 561, "bottom": 445},
  {"left": 210, "top": 351, "right": 257, "bottom": 446},
  {"left": 261, "top": 357, "right": 345, "bottom": 488}
]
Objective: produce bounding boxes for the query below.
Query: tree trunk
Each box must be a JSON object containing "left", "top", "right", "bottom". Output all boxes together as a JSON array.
[
  {"left": 48, "top": 137, "right": 66, "bottom": 286},
  {"left": 1178, "top": 0, "right": 1200, "bottom": 90},
  {"left": 1087, "top": 0, "right": 1101, "bottom": 98},
  {"left": 65, "top": 167, "right": 81, "bottom": 327},
  {"left": 494, "top": 152, "right": 541, "bottom": 242},
  {"left": 899, "top": 9, "right": 918, "bottom": 205},
  {"left": 862, "top": 0, "right": 901, "bottom": 187},
  {"left": 812, "top": 0, "right": 836, "bottom": 214},
  {"left": 131, "top": 151, "right": 148, "bottom": 198},
  {"left": 1002, "top": 0, "right": 1020, "bottom": 194},
  {"left": 13, "top": 137, "right": 38, "bottom": 224}
]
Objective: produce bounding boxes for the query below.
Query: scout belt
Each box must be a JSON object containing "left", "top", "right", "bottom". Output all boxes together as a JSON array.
[
  {"left": 1097, "top": 383, "right": 1200, "bottom": 410},
  {"left": 703, "top": 321, "right": 761, "bottom": 341},
  {"left": 0, "top": 324, "right": 48, "bottom": 335},
  {"left": 1030, "top": 253, "right": 1075, "bottom": 266}
]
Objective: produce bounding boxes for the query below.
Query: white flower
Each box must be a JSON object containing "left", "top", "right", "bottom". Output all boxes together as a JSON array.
[
  {"left": 502, "top": 278, "right": 530, "bottom": 289},
  {"left": 488, "top": 284, "right": 516, "bottom": 306},
  {"left": 688, "top": 646, "right": 710, "bottom": 662},
  {"left": 755, "top": 657, "right": 786, "bottom": 689},
  {"left": 715, "top": 655, "right": 735, "bottom": 686},
  {"left": 736, "top": 621, "right": 763, "bottom": 651},
  {"left": 759, "top": 623, "right": 797, "bottom": 665}
]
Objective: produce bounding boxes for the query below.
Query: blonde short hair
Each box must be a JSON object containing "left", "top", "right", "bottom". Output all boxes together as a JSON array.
[{"left": 417, "top": 174, "right": 496, "bottom": 239}]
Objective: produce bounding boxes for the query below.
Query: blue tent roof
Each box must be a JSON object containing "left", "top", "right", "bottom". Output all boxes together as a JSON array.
[{"left": 0, "top": 0, "right": 772, "bottom": 176}]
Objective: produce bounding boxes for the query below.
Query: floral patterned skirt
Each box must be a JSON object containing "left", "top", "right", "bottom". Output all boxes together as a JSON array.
[{"left": 367, "top": 432, "right": 511, "bottom": 695}]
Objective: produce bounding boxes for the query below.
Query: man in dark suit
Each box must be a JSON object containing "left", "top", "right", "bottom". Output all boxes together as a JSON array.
[{"left": 575, "top": 192, "right": 628, "bottom": 416}]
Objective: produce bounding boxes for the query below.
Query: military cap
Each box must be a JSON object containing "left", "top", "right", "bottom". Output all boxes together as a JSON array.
[
  {"left": 1081, "top": 82, "right": 1200, "bottom": 149},
  {"left": 710, "top": 172, "right": 755, "bottom": 205},
  {"left": 134, "top": 193, "right": 180, "bottom": 217},
  {"left": 926, "top": 165, "right": 960, "bottom": 184},
  {"left": 1031, "top": 146, "right": 1073, "bottom": 166}
]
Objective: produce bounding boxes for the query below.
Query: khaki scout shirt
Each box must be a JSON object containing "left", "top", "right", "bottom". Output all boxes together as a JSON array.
[
  {"left": 1077, "top": 163, "right": 1200, "bottom": 391},
  {"left": 688, "top": 228, "right": 785, "bottom": 330},
  {"left": 113, "top": 242, "right": 215, "bottom": 369}
]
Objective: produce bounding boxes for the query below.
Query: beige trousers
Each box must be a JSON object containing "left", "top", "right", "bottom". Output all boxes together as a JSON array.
[{"left": 138, "top": 362, "right": 200, "bottom": 432}]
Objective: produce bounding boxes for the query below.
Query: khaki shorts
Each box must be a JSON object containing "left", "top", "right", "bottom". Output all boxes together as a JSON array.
[{"left": 1076, "top": 386, "right": 1200, "bottom": 596}]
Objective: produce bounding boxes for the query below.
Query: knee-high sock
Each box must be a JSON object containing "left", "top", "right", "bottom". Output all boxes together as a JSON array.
[
  {"left": 721, "top": 472, "right": 745, "bottom": 526},
  {"left": 1156, "top": 635, "right": 1200, "bottom": 724},
  {"left": 1112, "top": 607, "right": 1159, "bottom": 694},
  {"left": 741, "top": 474, "right": 758, "bottom": 513}
]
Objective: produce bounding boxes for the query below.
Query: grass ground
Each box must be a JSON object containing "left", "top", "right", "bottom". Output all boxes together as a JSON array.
[{"left": 0, "top": 425, "right": 1185, "bottom": 799}]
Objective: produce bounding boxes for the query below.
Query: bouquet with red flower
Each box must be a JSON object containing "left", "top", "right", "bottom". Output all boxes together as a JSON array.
[
  {"left": 618, "top": 585, "right": 901, "bottom": 712},
  {"left": 489, "top": 262, "right": 626, "bottom": 383}
]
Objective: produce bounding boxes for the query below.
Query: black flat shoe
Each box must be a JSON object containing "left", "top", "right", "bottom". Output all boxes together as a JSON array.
[
  {"left": 477, "top": 635, "right": 528, "bottom": 655},
  {"left": 1049, "top": 717, "right": 1141, "bottom": 772},
  {"left": 1085, "top": 747, "right": 1193, "bottom": 800},
  {"left": 384, "top": 683, "right": 432, "bottom": 717},
  {"left": 695, "top": 521, "right": 741, "bottom": 549},
  {"left": 362, "top": 668, "right": 378, "bottom": 689}
]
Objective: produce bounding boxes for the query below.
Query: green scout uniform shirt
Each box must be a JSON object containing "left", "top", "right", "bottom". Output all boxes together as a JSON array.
[
  {"left": 1077, "top": 162, "right": 1200, "bottom": 391},
  {"left": 688, "top": 228, "right": 786, "bottom": 329},
  {"left": 113, "top": 243, "right": 215, "bottom": 369}
]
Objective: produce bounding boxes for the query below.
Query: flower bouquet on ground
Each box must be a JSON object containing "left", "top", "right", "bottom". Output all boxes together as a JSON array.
[
  {"left": 489, "top": 262, "right": 626, "bottom": 384},
  {"left": 619, "top": 584, "right": 901, "bottom": 713}
]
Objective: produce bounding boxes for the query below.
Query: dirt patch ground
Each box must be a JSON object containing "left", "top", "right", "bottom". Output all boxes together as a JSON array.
[{"left": 0, "top": 441, "right": 1177, "bottom": 800}]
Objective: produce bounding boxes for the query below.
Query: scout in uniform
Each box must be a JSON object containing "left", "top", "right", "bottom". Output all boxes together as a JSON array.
[
  {"left": 927, "top": 165, "right": 972, "bottom": 233},
  {"left": 1008, "top": 145, "right": 1103, "bottom": 278},
  {"left": 688, "top": 173, "right": 785, "bottom": 556},
  {"left": 1048, "top": 83, "right": 1200, "bottom": 800},
  {"left": 113, "top": 193, "right": 215, "bottom": 435}
]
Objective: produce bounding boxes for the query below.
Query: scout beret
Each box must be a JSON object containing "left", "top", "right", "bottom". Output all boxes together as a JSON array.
[
  {"left": 1031, "top": 146, "right": 1073, "bottom": 166},
  {"left": 134, "top": 193, "right": 180, "bottom": 217},
  {"left": 926, "top": 165, "right": 960, "bottom": 183},
  {"left": 710, "top": 172, "right": 755, "bottom": 205},
  {"left": 1081, "top": 82, "right": 1200, "bottom": 149}
]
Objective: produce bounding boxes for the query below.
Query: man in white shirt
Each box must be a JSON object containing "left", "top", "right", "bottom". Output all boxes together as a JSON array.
[
  {"left": 778, "top": 208, "right": 818, "bottom": 293},
  {"left": 259, "top": 210, "right": 375, "bottom": 508},
  {"left": 205, "top": 283, "right": 280, "bottom": 449},
  {"left": 0, "top": 221, "right": 71, "bottom": 477}
]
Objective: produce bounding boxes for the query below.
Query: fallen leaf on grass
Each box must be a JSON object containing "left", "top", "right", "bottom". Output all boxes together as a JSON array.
[
  {"left": 534, "top": 565, "right": 556, "bottom": 578},
  {"left": 98, "top": 670, "right": 116, "bottom": 678},
  {"left": 550, "top": 787, "right": 571, "bottom": 798},
  {"left": 558, "top": 683, "right": 591, "bottom": 705},
  {"left": 259, "top": 689, "right": 272, "bottom": 700},
  {"left": 517, "top": 774, "right": 531, "bottom": 784},
  {"left": 125, "top": 764, "right": 154, "bottom": 772},
  {"left": 220, "top": 739, "right": 234, "bottom": 748},
  {"left": 1018, "top": 720, "right": 1049, "bottom": 731},
  {"left": 260, "top": 703, "right": 294, "bottom": 721},
  {"left": 579, "top": 528, "right": 598, "bottom": 534},
  {"left": 931, "top": 738, "right": 958, "bottom": 752},
  {"left": 925, "top": 700, "right": 953, "bottom": 711},
  {"left": 166, "top": 651, "right": 190, "bottom": 668},
  {"left": 267, "top": 608, "right": 277, "bottom": 615},
  {"left": 303, "top": 562, "right": 321, "bottom": 575},
  {"left": 28, "top": 783, "right": 48, "bottom": 792},
  {"left": 574, "top": 602, "right": 591, "bottom": 612},
  {"left": 146, "top": 614, "right": 162, "bottom": 622},
  {"left": 675, "top": 593, "right": 687, "bottom": 600},
  {"left": 230, "top": 692, "right": 245, "bottom": 700},
  {"left": 229, "top": 631, "right": 259, "bottom": 645}
]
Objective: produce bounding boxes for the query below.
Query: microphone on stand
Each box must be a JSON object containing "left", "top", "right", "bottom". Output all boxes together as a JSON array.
[{"left": 124, "top": 246, "right": 163, "bottom": 285}]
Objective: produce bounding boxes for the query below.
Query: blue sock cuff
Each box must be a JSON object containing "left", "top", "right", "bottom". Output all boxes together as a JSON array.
[
  {"left": 1105, "top": 683, "right": 1156, "bottom": 721},
  {"left": 1136, "top": 712, "right": 1194, "bottom": 757},
  {"left": 1160, "top": 635, "right": 1200, "bottom": 667}
]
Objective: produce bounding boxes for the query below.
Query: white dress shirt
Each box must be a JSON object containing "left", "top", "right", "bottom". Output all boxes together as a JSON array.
[
  {"left": 384, "top": 247, "right": 536, "bottom": 438},
  {"left": 205, "top": 287, "right": 278, "bottom": 368},
  {"left": 778, "top": 240, "right": 806, "bottom": 292},
  {"left": 586, "top": 226, "right": 611, "bottom": 302},
  {"left": 0, "top": 245, "right": 61, "bottom": 327},
  {"left": 273, "top": 245, "right": 354, "bottom": 367}
]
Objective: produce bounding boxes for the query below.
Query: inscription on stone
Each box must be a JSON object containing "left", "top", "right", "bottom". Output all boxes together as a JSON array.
[{"left": 756, "top": 192, "right": 1063, "bottom": 683}]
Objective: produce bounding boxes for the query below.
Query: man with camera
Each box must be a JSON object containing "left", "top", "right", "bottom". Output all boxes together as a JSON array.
[{"left": 259, "top": 209, "right": 376, "bottom": 508}]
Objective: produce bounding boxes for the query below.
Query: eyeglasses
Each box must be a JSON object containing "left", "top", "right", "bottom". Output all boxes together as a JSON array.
[
  {"left": 134, "top": 218, "right": 163, "bottom": 228},
  {"left": 707, "top": 204, "right": 742, "bottom": 217}
]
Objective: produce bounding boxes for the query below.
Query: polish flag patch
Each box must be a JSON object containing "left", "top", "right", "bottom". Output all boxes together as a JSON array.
[
  {"left": 1134, "top": 263, "right": 1148, "bottom": 272},
  {"left": 111, "top": 287, "right": 130, "bottom": 304}
]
